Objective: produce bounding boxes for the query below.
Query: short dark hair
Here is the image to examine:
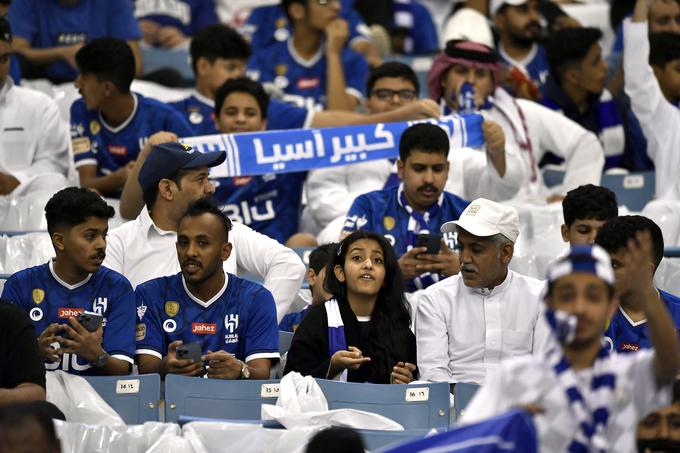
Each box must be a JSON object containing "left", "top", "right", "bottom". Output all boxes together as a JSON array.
[
  {"left": 214, "top": 77, "right": 269, "bottom": 119},
  {"left": 190, "top": 24, "right": 251, "bottom": 75},
  {"left": 399, "top": 123, "right": 449, "bottom": 161},
  {"left": 306, "top": 426, "right": 365, "bottom": 453},
  {"left": 45, "top": 187, "right": 115, "bottom": 236},
  {"left": 366, "top": 61, "right": 420, "bottom": 96},
  {"left": 281, "top": 0, "right": 307, "bottom": 22},
  {"left": 75, "top": 38, "right": 135, "bottom": 93},
  {"left": 546, "top": 27, "right": 603, "bottom": 84},
  {"left": 142, "top": 168, "right": 188, "bottom": 211},
  {"left": 649, "top": 32, "right": 680, "bottom": 68},
  {"left": 562, "top": 184, "right": 618, "bottom": 227},
  {"left": 177, "top": 197, "right": 233, "bottom": 242},
  {"left": 0, "top": 402, "right": 62, "bottom": 451},
  {"left": 308, "top": 243, "right": 337, "bottom": 274},
  {"left": 595, "top": 215, "right": 665, "bottom": 270}
]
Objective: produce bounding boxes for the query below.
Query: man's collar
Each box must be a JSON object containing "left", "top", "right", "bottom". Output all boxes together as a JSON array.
[
  {"left": 141, "top": 208, "right": 175, "bottom": 239},
  {"left": 182, "top": 272, "right": 229, "bottom": 308},
  {"left": 470, "top": 268, "right": 512, "bottom": 296}
]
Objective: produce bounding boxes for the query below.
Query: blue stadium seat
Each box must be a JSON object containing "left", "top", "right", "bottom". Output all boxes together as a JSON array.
[
  {"left": 140, "top": 48, "right": 194, "bottom": 81},
  {"left": 164, "top": 374, "right": 281, "bottom": 423},
  {"left": 453, "top": 382, "right": 480, "bottom": 420},
  {"left": 359, "top": 428, "right": 432, "bottom": 451},
  {"left": 279, "top": 330, "right": 294, "bottom": 356},
  {"left": 82, "top": 373, "right": 161, "bottom": 424},
  {"left": 542, "top": 168, "right": 565, "bottom": 188},
  {"left": 601, "top": 171, "right": 655, "bottom": 212},
  {"left": 315, "top": 380, "right": 450, "bottom": 429}
]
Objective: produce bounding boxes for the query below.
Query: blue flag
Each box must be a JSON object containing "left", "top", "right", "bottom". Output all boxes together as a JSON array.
[
  {"left": 379, "top": 409, "right": 537, "bottom": 453},
  {"left": 180, "top": 115, "right": 484, "bottom": 178}
]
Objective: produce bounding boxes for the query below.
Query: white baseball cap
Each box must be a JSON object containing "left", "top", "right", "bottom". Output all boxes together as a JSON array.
[
  {"left": 440, "top": 198, "right": 520, "bottom": 243},
  {"left": 442, "top": 8, "right": 495, "bottom": 49},
  {"left": 490, "top": 0, "right": 528, "bottom": 17}
]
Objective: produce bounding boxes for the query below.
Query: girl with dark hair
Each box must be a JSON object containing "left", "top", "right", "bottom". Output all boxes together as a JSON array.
[{"left": 284, "top": 231, "right": 417, "bottom": 383}]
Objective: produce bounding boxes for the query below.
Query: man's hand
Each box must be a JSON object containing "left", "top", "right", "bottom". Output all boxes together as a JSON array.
[
  {"left": 38, "top": 324, "right": 63, "bottom": 362},
  {"left": 620, "top": 230, "right": 655, "bottom": 298},
  {"left": 326, "top": 18, "right": 349, "bottom": 54},
  {"left": 203, "top": 350, "right": 242, "bottom": 380},
  {"left": 414, "top": 239, "right": 461, "bottom": 277},
  {"left": 398, "top": 246, "right": 429, "bottom": 280},
  {"left": 164, "top": 341, "right": 205, "bottom": 376},
  {"left": 482, "top": 119, "right": 505, "bottom": 156},
  {"left": 0, "top": 172, "right": 20, "bottom": 195},
  {"left": 141, "top": 131, "right": 179, "bottom": 159},
  {"left": 546, "top": 194, "right": 565, "bottom": 204},
  {"left": 156, "top": 26, "right": 188, "bottom": 49},
  {"left": 391, "top": 362, "right": 416, "bottom": 384},
  {"left": 57, "top": 317, "right": 104, "bottom": 363},
  {"left": 61, "top": 43, "right": 84, "bottom": 69},
  {"left": 632, "top": 0, "right": 654, "bottom": 22},
  {"left": 328, "top": 346, "right": 370, "bottom": 378}
]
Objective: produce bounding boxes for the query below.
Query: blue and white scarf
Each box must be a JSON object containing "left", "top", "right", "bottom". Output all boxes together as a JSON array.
[
  {"left": 325, "top": 298, "right": 348, "bottom": 382},
  {"left": 397, "top": 183, "right": 443, "bottom": 290}
]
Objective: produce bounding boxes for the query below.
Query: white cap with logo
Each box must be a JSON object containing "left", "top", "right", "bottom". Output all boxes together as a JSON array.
[
  {"left": 490, "top": 0, "right": 529, "bottom": 17},
  {"left": 440, "top": 198, "right": 520, "bottom": 243}
]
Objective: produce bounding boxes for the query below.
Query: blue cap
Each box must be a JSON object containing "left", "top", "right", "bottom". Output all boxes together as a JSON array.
[
  {"left": 138, "top": 142, "right": 226, "bottom": 192},
  {"left": 546, "top": 245, "right": 614, "bottom": 287}
]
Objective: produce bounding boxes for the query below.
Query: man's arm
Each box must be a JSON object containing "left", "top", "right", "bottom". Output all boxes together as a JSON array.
[
  {"left": 310, "top": 99, "right": 440, "bottom": 127},
  {"left": 12, "top": 37, "right": 82, "bottom": 68},
  {"left": 325, "top": 19, "right": 360, "bottom": 111},
  {"left": 0, "top": 384, "right": 45, "bottom": 407},
  {"left": 415, "top": 293, "right": 453, "bottom": 382},
  {"left": 78, "top": 163, "right": 134, "bottom": 195}
]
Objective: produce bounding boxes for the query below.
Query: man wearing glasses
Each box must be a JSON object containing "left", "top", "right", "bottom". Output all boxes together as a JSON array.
[{"left": 306, "top": 61, "right": 524, "bottom": 243}]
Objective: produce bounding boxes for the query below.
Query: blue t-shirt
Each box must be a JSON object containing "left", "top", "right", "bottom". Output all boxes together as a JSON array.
[
  {"left": 244, "top": 0, "right": 371, "bottom": 53},
  {"left": 247, "top": 38, "right": 369, "bottom": 110},
  {"left": 7, "top": 0, "right": 141, "bottom": 82},
  {"left": 605, "top": 289, "right": 680, "bottom": 353},
  {"left": 500, "top": 44, "right": 550, "bottom": 94},
  {"left": 70, "top": 93, "right": 193, "bottom": 187},
  {"left": 134, "top": 0, "right": 218, "bottom": 38},
  {"left": 343, "top": 186, "right": 469, "bottom": 291},
  {"left": 135, "top": 272, "right": 279, "bottom": 362},
  {"left": 213, "top": 172, "right": 307, "bottom": 244},
  {"left": 169, "top": 94, "right": 311, "bottom": 136},
  {"left": 278, "top": 306, "right": 310, "bottom": 333},
  {"left": 1, "top": 262, "right": 136, "bottom": 375},
  {"left": 391, "top": 0, "right": 439, "bottom": 55}
]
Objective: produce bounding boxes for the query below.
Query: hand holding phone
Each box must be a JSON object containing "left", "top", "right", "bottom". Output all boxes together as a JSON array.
[
  {"left": 415, "top": 233, "right": 442, "bottom": 255},
  {"left": 175, "top": 341, "right": 203, "bottom": 363}
]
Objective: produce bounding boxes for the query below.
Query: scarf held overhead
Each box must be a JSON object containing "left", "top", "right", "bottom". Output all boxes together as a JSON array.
[{"left": 180, "top": 114, "right": 484, "bottom": 179}]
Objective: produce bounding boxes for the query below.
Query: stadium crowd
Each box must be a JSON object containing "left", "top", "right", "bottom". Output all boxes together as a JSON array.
[{"left": 1, "top": 0, "right": 680, "bottom": 451}]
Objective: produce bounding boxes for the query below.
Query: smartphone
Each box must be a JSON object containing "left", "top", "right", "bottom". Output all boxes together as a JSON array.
[
  {"left": 415, "top": 233, "right": 441, "bottom": 254},
  {"left": 176, "top": 341, "right": 203, "bottom": 362},
  {"left": 64, "top": 311, "right": 103, "bottom": 339}
]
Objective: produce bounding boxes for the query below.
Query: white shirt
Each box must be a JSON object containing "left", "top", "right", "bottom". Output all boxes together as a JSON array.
[
  {"left": 415, "top": 269, "right": 549, "bottom": 384},
  {"left": 624, "top": 19, "right": 680, "bottom": 201},
  {"left": 490, "top": 88, "right": 604, "bottom": 201},
  {"left": 103, "top": 209, "right": 306, "bottom": 322},
  {"left": 306, "top": 146, "right": 525, "bottom": 231},
  {"left": 461, "top": 350, "right": 672, "bottom": 452},
  {"left": 0, "top": 78, "right": 72, "bottom": 190}
]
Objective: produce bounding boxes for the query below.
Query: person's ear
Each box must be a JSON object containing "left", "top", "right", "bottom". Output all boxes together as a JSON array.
[
  {"left": 334, "top": 264, "right": 346, "bottom": 283},
  {"left": 396, "top": 159, "right": 405, "bottom": 180},
  {"left": 564, "top": 67, "right": 580, "bottom": 86},
  {"left": 222, "top": 242, "right": 233, "bottom": 261},
  {"left": 561, "top": 224, "right": 570, "bottom": 243},
  {"left": 196, "top": 57, "right": 210, "bottom": 79},
  {"left": 52, "top": 231, "right": 65, "bottom": 252},
  {"left": 500, "top": 242, "right": 514, "bottom": 265},
  {"left": 158, "top": 179, "right": 176, "bottom": 202},
  {"left": 306, "top": 268, "right": 317, "bottom": 287}
]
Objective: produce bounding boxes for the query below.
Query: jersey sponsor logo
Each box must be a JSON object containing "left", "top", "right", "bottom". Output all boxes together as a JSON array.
[
  {"left": 222, "top": 200, "right": 275, "bottom": 226},
  {"left": 297, "top": 77, "right": 320, "bottom": 90},
  {"left": 72, "top": 137, "right": 91, "bottom": 155},
  {"left": 232, "top": 176, "right": 253, "bottom": 187},
  {"left": 163, "top": 319, "right": 177, "bottom": 333},
  {"left": 165, "top": 301, "right": 179, "bottom": 317},
  {"left": 137, "top": 303, "right": 147, "bottom": 321},
  {"left": 32, "top": 289, "right": 45, "bottom": 305},
  {"left": 383, "top": 216, "right": 395, "bottom": 231},
  {"left": 89, "top": 120, "right": 101, "bottom": 135},
  {"left": 29, "top": 307, "right": 43, "bottom": 321},
  {"left": 108, "top": 145, "right": 128, "bottom": 156},
  {"left": 56, "top": 32, "right": 86, "bottom": 46},
  {"left": 191, "top": 323, "right": 217, "bottom": 334},
  {"left": 92, "top": 297, "right": 108, "bottom": 316},
  {"left": 58, "top": 307, "right": 84, "bottom": 319},
  {"left": 620, "top": 342, "right": 640, "bottom": 352},
  {"left": 136, "top": 323, "right": 146, "bottom": 341},
  {"left": 46, "top": 352, "right": 91, "bottom": 372}
]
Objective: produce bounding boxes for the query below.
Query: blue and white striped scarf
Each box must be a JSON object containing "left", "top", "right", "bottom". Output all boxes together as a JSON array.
[
  {"left": 397, "top": 183, "right": 442, "bottom": 290},
  {"left": 325, "top": 298, "right": 348, "bottom": 382}
]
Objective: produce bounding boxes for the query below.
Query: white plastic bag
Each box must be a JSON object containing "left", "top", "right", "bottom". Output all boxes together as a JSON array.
[
  {"left": 54, "top": 421, "right": 180, "bottom": 453},
  {"left": 46, "top": 370, "right": 124, "bottom": 426},
  {"left": 261, "top": 372, "right": 403, "bottom": 431}
]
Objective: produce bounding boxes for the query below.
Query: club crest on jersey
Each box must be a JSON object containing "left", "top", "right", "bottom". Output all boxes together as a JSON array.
[
  {"left": 92, "top": 297, "right": 108, "bottom": 316},
  {"left": 275, "top": 17, "right": 287, "bottom": 29},
  {"left": 383, "top": 216, "right": 395, "bottom": 231},
  {"left": 224, "top": 314, "right": 239, "bottom": 344},
  {"left": 32, "top": 289, "right": 45, "bottom": 305},
  {"left": 275, "top": 64, "right": 287, "bottom": 76},
  {"left": 89, "top": 120, "right": 101, "bottom": 135},
  {"left": 165, "top": 301, "right": 179, "bottom": 317}
]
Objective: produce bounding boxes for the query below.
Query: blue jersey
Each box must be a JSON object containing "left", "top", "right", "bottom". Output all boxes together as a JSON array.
[
  {"left": 244, "top": 1, "right": 371, "bottom": 53},
  {"left": 605, "top": 289, "right": 680, "bottom": 353},
  {"left": 500, "top": 44, "right": 550, "bottom": 94},
  {"left": 134, "top": 0, "right": 218, "bottom": 38},
  {"left": 70, "top": 93, "right": 193, "bottom": 192},
  {"left": 247, "top": 39, "right": 369, "bottom": 110},
  {"left": 213, "top": 172, "right": 307, "bottom": 244},
  {"left": 7, "top": 0, "right": 141, "bottom": 82},
  {"left": 392, "top": 0, "right": 439, "bottom": 55},
  {"left": 169, "top": 94, "right": 311, "bottom": 136},
  {"left": 1, "top": 262, "right": 135, "bottom": 375},
  {"left": 278, "top": 306, "right": 310, "bottom": 333},
  {"left": 135, "top": 273, "right": 279, "bottom": 362},
  {"left": 343, "top": 186, "right": 469, "bottom": 291}
]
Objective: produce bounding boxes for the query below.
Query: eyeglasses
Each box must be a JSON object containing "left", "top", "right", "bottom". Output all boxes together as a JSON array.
[{"left": 370, "top": 88, "right": 417, "bottom": 101}]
